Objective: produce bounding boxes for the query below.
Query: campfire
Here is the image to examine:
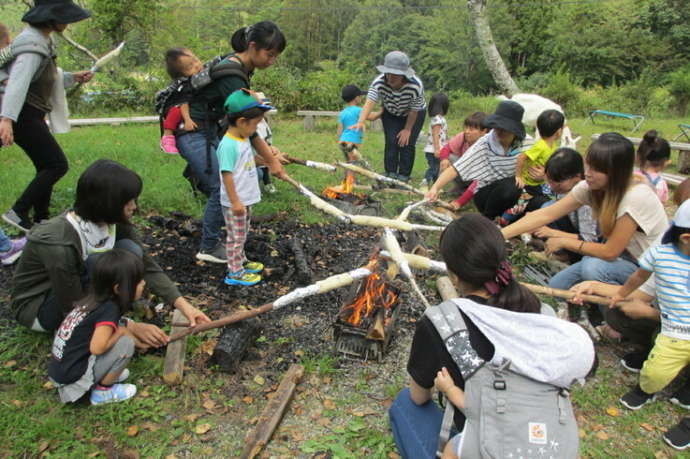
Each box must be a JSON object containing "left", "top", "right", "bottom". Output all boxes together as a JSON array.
[
  {"left": 322, "top": 172, "right": 382, "bottom": 217},
  {"left": 334, "top": 256, "right": 401, "bottom": 361}
]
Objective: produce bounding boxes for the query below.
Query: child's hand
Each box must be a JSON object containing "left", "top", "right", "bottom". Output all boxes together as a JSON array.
[
  {"left": 515, "top": 176, "right": 526, "bottom": 189},
  {"left": 533, "top": 226, "right": 556, "bottom": 239},
  {"left": 184, "top": 119, "right": 198, "bottom": 131},
  {"left": 434, "top": 367, "right": 456, "bottom": 394},
  {"left": 440, "top": 159, "right": 450, "bottom": 171},
  {"left": 609, "top": 293, "right": 626, "bottom": 309},
  {"left": 425, "top": 186, "right": 439, "bottom": 202},
  {"left": 232, "top": 202, "right": 246, "bottom": 216}
]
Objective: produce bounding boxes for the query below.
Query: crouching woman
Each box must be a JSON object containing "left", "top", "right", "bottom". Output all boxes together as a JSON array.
[
  {"left": 389, "top": 214, "right": 595, "bottom": 458},
  {"left": 10, "top": 159, "right": 209, "bottom": 346}
]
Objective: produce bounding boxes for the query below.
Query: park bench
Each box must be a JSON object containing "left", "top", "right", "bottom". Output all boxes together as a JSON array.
[
  {"left": 660, "top": 171, "right": 686, "bottom": 187},
  {"left": 589, "top": 109, "right": 645, "bottom": 132},
  {"left": 296, "top": 110, "right": 382, "bottom": 131},
  {"left": 591, "top": 133, "right": 690, "bottom": 174},
  {"left": 674, "top": 123, "right": 690, "bottom": 142}
]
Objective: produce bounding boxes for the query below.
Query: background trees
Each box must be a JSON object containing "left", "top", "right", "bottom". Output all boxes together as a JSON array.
[{"left": 1, "top": 0, "right": 688, "bottom": 115}]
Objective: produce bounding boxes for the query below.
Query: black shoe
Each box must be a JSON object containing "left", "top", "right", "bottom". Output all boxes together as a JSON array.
[
  {"left": 671, "top": 386, "right": 690, "bottom": 410},
  {"left": 620, "top": 385, "right": 656, "bottom": 410},
  {"left": 620, "top": 350, "right": 649, "bottom": 373},
  {"left": 664, "top": 418, "right": 690, "bottom": 450}
]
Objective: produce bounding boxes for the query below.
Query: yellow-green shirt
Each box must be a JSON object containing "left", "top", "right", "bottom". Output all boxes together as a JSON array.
[{"left": 521, "top": 138, "right": 557, "bottom": 186}]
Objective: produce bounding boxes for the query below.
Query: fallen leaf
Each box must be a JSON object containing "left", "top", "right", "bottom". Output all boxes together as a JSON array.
[
  {"left": 203, "top": 399, "right": 216, "bottom": 411},
  {"left": 254, "top": 375, "right": 265, "bottom": 386},
  {"left": 323, "top": 399, "right": 336, "bottom": 410},
  {"left": 655, "top": 451, "right": 670, "bottom": 459},
  {"left": 121, "top": 449, "right": 140, "bottom": 459},
  {"left": 5, "top": 360, "right": 16, "bottom": 368},
  {"left": 605, "top": 406, "right": 620, "bottom": 417},
  {"left": 127, "top": 425, "right": 139, "bottom": 437},
  {"left": 42, "top": 381, "right": 54, "bottom": 390},
  {"left": 180, "top": 433, "right": 192, "bottom": 443},
  {"left": 352, "top": 407, "right": 377, "bottom": 417},
  {"left": 243, "top": 396, "right": 254, "bottom": 404},
  {"left": 195, "top": 423, "right": 211, "bottom": 435},
  {"left": 322, "top": 376, "right": 332, "bottom": 385},
  {"left": 139, "top": 388, "right": 150, "bottom": 398},
  {"left": 11, "top": 400, "right": 22, "bottom": 407},
  {"left": 88, "top": 452, "right": 99, "bottom": 457},
  {"left": 294, "top": 349, "right": 305, "bottom": 358},
  {"left": 201, "top": 447, "right": 214, "bottom": 456},
  {"left": 165, "top": 455, "right": 178, "bottom": 459},
  {"left": 388, "top": 453, "right": 401, "bottom": 459},
  {"left": 38, "top": 442, "right": 50, "bottom": 454},
  {"left": 198, "top": 339, "right": 217, "bottom": 356},
  {"left": 141, "top": 422, "right": 160, "bottom": 432},
  {"left": 184, "top": 414, "right": 201, "bottom": 422},
  {"left": 595, "top": 431, "right": 609, "bottom": 441},
  {"left": 579, "top": 428, "right": 586, "bottom": 439},
  {"left": 317, "top": 417, "right": 331, "bottom": 426},
  {"left": 640, "top": 423, "right": 655, "bottom": 432}
]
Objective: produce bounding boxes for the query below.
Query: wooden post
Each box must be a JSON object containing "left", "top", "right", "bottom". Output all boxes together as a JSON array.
[
  {"left": 437, "top": 276, "right": 459, "bottom": 301},
  {"left": 679, "top": 151, "right": 690, "bottom": 175},
  {"left": 240, "top": 364, "right": 305, "bottom": 459},
  {"left": 304, "top": 115, "right": 315, "bottom": 131},
  {"left": 163, "top": 309, "right": 188, "bottom": 385}
]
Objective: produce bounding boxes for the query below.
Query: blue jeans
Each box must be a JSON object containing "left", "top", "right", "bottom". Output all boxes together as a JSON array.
[
  {"left": 424, "top": 152, "right": 440, "bottom": 183},
  {"left": 389, "top": 388, "right": 457, "bottom": 459},
  {"left": 176, "top": 131, "right": 223, "bottom": 251},
  {"left": 548, "top": 255, "right": 638, "bottom": 291},
  {"left": 0, "top": 228, "right": 10, "bottom": 252}
]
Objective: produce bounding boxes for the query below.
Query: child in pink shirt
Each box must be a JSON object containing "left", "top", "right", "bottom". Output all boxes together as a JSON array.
[
  {"left": 633, "top": 130, "right": 671, "bottom": 203},
  {"left": 439, "top": 112, "right": 487, "bottom": 210}
]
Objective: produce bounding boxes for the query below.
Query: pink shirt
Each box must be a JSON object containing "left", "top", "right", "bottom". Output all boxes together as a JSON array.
[{"left": 439, "top": 132, "right": 471, "bottom": 162}]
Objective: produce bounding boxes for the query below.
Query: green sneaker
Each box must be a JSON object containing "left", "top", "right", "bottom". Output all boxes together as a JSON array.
[
  {"left": 224, "top": 270, "right": 261, "bottom": 286},
  {"left": 244, "top": 261, "right": 264, "bottom": 273}
]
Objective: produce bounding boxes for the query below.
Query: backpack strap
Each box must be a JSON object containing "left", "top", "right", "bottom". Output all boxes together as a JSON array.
[
  {"left": 642, "top": 170, "right": 661, "bottom": 187},
  {"left": 425, "top": 301, "right": 486, "bottom": 457}
]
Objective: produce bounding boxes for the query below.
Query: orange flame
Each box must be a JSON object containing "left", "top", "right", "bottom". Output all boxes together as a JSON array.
[
  {"left": 323, "top": 172, "right": 355, "bottom": 199},
  {"left": 340, "top": 259, "right": 398, "bottom": 327}
]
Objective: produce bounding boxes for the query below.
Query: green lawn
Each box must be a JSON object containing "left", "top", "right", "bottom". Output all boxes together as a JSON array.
[{"left": 1, "top": 114, "right": 689, "bottom": 458}]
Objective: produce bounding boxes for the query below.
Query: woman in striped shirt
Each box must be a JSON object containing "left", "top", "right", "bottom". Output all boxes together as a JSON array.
[{"left": 352, "top": 51, "right": 425, "bottom": 182}]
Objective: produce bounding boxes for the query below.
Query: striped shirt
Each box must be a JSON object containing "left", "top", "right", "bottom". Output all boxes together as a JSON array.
[
  {"left": 367, "top": 74, "right": 425, "bottom": 116},
  {"left": 639, "top": 243, "right": 690, "bottom": 340},
  {"left": 452, "top": 130, "right": 530, "bottom": 191}
]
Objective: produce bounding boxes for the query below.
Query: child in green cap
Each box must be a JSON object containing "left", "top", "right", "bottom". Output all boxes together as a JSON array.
[{"left": 217, "top": 89, "right": 273, "bottom": 286}]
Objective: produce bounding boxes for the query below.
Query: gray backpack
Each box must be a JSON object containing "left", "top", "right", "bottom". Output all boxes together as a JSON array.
[{"left": 427, "top": 301, "right": 579, "bottom": 458}]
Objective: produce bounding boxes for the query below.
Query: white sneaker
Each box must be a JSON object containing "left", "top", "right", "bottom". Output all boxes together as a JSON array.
[{"left": 264, "top": 183, "right": 277, "bottom": 194}]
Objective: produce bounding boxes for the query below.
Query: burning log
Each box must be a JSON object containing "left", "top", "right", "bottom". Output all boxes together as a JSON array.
[
  {"left": 288, "top": 237, "right": 313, "bottom": 285},
  {"left": 366, "top": 308, "right": 386, "bottom": 341},
  {"left": 168, "top": 261, "right": 378, "bottom": 342}
]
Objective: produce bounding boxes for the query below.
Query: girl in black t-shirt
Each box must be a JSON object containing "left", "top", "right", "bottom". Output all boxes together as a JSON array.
[{"left": 49, "top": 249, "right": 145, "bottom": 405}]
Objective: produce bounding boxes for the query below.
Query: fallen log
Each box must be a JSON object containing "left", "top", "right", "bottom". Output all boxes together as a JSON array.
[
  {"left": 240, "top": 364, "right": 305, "bottom": 459},
  {"left": 211, "top": 318, "right": 260, "bottom": 373},
  {"left": 168, "top": 261, "right": 377, "bottom": 342},
  {"left": 288, "top": 237, "right": 313, "bottom": 285}
]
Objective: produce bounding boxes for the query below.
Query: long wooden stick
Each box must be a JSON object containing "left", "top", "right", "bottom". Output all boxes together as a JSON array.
[
  {"left": 285, "top": 155, "right": 337, "bottom": 172},
  {"left": 278, "top": 175, "right": 444, "bottom": 231},
  {"left": 168, "top": 263, "right": 376, "bottom": 342},
  {"left": 240, "top": 364, "right": 305, "bottom": 459},
  {"left": 388, "top": 251, "right": 616, "bottom": 306}
]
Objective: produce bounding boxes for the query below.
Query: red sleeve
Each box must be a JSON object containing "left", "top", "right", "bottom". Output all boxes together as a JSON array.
[{"left": 439, "top": 144, "right": 451, "bottom": 161}]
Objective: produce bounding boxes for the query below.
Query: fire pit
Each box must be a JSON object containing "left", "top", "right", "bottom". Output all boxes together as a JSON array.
[
  {"left": 322, "top": 172, "right": 382, "bottom": 216},
  {"left": 333, "top": 257, "right": 402, "bottom": 361}
]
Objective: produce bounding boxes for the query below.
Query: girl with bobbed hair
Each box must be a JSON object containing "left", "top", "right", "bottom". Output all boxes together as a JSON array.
[{"left": 11, "top": 159, "right": 209, "bottom": 346}]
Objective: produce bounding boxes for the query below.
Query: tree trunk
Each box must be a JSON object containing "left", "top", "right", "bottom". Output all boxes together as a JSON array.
[{"left": 467, "top": 0, "right": 520, "bottom": 97}]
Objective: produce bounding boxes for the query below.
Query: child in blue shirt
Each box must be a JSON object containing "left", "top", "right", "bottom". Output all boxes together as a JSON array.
[
  {"left": 612, "top": 199, "right": 690, "bottom": 414},
  {"left": 216, "top": 90, "right": 273, "bottom": 286},
  {"left": 337, "top": 84, "right": 368, "bottom": 163}
]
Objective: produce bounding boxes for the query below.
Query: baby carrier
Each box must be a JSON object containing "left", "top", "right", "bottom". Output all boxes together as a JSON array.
[
  {"left": 0, "top": 32, "right": 54, "bottom": 102},
  {"left": 426, "top": 299, "right": 594, "bottom": 458}
]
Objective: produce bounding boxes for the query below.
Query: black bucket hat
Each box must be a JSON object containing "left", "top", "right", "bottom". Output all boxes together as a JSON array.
[
  {"left": 483, "top": 100, "right": 526, "bottom": 140},
  {"left": 22, "top": 0, "right": 91, "bottom": 25}
]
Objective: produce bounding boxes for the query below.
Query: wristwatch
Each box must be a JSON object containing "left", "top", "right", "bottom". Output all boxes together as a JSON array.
[{"left": 118, "top": 317, "right": 130, "bottom": 328}]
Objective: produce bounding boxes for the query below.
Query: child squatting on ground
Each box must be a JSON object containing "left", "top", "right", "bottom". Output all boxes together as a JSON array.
[
  {"left": 438, "top": 111, "right": 488, "bottom": 210},
  {"left": 634, "top": 129, "right": 672, "bottom": 203},
  {"left": 217, "top": 89, "right": 272, "bottom": 286},
  {"left": 611, "top": 200, "right": 690, "bottom": 445},
  {"left": 48, "top": 249, "right": 144, "bottom": 405},
  {"left": 159, "top": 47, "right": 204, "bottom": 154},
  {"left": 420, "top": 93, "right": 449, "bottom": 191},
  {"left": 501, "top": 109, "right": 565, "bottom": 224}
]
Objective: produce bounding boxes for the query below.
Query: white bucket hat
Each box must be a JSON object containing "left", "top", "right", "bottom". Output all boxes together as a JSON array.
[{"left": 376, "top": 51, "right": 415, "bottom": 79}]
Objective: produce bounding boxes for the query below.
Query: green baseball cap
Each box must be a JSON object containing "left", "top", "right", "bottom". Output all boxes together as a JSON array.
[{"left": 223, "top": 90, "right": 274, "bottom": 116}]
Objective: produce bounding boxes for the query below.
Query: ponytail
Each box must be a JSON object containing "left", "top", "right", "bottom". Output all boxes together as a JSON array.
[
  {"left": 637, "top": 129, "right": 670, "bottom": 168},
  {"left": 231, "top": 21, "right": 286, "bottom": 53}
]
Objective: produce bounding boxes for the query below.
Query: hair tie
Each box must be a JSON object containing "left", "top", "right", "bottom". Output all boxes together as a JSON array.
[{"left": 483, "top": 260, "right": 513, "bottom": 295}]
